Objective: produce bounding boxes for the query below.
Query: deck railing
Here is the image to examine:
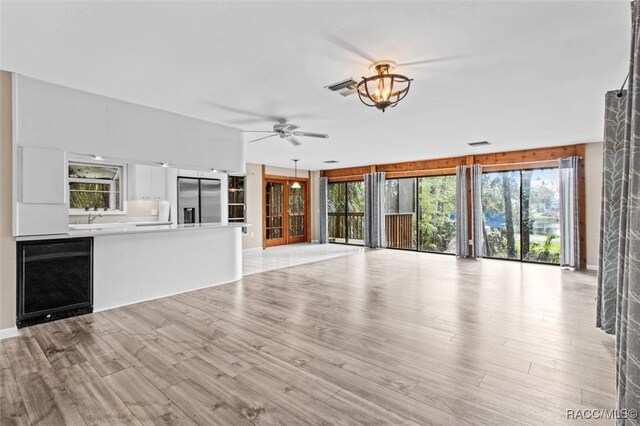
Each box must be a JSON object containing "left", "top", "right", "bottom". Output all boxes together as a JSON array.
[
  {"left": 329, "top": 212, "right": 415, "bottom": 248},
  {"left": 328, "top": 212, "right": 364, "bottom": 242},
  {"left": 385, "top": 213, "right": 415, "bottom": 249}
]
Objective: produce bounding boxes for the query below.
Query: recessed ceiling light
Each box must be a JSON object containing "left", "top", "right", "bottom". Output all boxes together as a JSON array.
[
  {"left": 467, "top": 141, "right": 491, "bottom": 147},
  {"left": 160, "top": 163, "right": 169, "bottom": 167},
  {"left": 323, "top": 160, "right": 340, "bottom": 164},
  {"left": 93, "top": 155, "right": 103, "bottom": 160}
]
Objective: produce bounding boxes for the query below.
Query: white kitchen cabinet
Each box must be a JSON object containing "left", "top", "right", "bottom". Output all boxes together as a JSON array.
[
  {"left": 128, "top": 164, "right": 166, "bottom": 201},
  {"left": 15, "top": 146, "right": 68, "bottom": 236},
  {"left": 20, "top": 146, "right": 66, "bottom": 205}
]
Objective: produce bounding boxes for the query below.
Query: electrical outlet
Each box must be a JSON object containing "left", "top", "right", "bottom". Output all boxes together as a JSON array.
[
  {"left": 250, "top": 232, "right": 254, "bottom": 238},
  {"left": 151, "top": 209, "right": 158, "bottom": 215}
]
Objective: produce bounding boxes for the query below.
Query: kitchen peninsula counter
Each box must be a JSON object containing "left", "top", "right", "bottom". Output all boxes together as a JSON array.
[
  {"left": 91, "top": 222, "right": 246, "bottom": 311},
  {"left": 16, "top": 222, "right": 249, "bottom": 241},
  {"left": 16, "top": 223, "right": 249, "bottom": 312}
]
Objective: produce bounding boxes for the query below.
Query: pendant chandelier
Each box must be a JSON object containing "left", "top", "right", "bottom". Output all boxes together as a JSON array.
[
  {"left": 356, "top": 61, "right": 412, "bottom": 112},
  {"left": 291, "top": 159, "right": 301, "bottom": 189}
]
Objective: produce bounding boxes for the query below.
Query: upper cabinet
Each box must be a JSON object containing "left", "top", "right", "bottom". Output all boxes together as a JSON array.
[
  {"left": 15, "top": 146, "right": 68, "bottom": 236},
  {"left": 128, "top": 164, "right": 166, "bottom": 201},
  {"left": 20, "top": 146, "right": 66, "bottom": 205},
  {"left": 13, "top": 75, "right": 245, "bottom": 173},
  {"left": 14, "top": 77, "right": 108, "bottom": 155}
]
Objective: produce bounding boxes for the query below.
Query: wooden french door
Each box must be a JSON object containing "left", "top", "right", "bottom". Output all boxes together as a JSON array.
[{"left": 264, "top": 177, "right": 309, "bottom": 247}]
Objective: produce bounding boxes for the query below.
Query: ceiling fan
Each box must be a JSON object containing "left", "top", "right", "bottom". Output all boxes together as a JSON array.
[{"left": 241, "top": 123, "right": 329, "bottom": 146}]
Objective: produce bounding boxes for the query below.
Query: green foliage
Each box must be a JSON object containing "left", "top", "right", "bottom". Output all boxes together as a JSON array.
[
  {"left": 525, "top": 234, "right": 561, "bottom": 263},
  {"left": 417, "top": 176, "right": 456, "bottom": 253},
  {"left": 482, "top": 169, "right": 560, "bottom": 264},
  {"left": 69, "top": 183, "right": 111, "bottom": 210},
  {"left": 328, "top": 182, "right": 365, "bottom": 242}
]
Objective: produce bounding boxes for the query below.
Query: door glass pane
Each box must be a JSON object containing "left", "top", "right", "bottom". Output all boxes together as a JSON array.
[
  {"left": 265, "top": 182, "right": 284, "bottom": 240},
  {"left": 289, "top": 183, "right": 305, "bottom": 238},
  {"left": 347, "top": 181, "right": 365, "bottom": 245},
  {"left": 417, "top": 175, "right": 457, "bottom": 253},
  {"left": 522, "top": 168, "right": 560, "bottom": 264},
  {"left": 385, "top": 178, "right": 417, "bottom": 249},
  {"left": 328, "top": 183, "right": 346, "bottom": 243},
  {"left": 482, "top": 171, "right": 521, "bottom": 260}
]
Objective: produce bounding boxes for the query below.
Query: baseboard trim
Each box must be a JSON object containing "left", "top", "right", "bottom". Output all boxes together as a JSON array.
[
  {"left": 586, "top": 264, "right": 598, "bottom": 271},
  {"left": 243, "top": 247, "right": 263, "bottom": 253},
  {"left": 311, "top": 239, "right": 320, "bottom": 244},
  {"left": 0, "top": 327, "right": 19, "bottom": 340}
]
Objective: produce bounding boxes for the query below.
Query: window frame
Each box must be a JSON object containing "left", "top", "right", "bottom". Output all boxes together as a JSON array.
[{"left": 67, "top": 158, "right": 128, "bottom": 215}]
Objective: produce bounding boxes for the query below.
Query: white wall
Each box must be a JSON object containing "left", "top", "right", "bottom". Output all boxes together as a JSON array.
[
  {"left": 0, "top": 71, "right": 16, "bottom": 332},
  {"left": 243, "top": 163, "right": 264, "bottom": 249},
  {"left": 585, "top": 142, "right": 603, "bottom": 269}
]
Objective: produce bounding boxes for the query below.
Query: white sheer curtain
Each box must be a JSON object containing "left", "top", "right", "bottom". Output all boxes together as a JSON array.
[
  {"left": 364, "top": 172, "right": 386, "bottom": 248},
  {"left": 470, "top": 164, "right": 484, "bottom": 258},
  {"left": 319, "top": 177, "right": 328, "bottom": 244},
  {"left": 559, "top": 156, "right": 580, "bottom": 270},
  {"left": 455, "top": 165, "right": 469, "bottom": 257}
]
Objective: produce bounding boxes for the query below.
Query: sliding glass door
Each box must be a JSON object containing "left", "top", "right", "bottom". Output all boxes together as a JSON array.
[
  {"left": 482, "top": 168, "right": 560, "bottom": 264},
  {"left": 384, "top": 175, "right": 456, "bottom": 254},
  {"left": 385, "top": 179, "right": 417, "bottom": 249},
  {"left": 417, "top": 176, "right": 457, "bottom": 253},
  {"left": 328, "top": 181, "right": 365, "bottom": 245}
]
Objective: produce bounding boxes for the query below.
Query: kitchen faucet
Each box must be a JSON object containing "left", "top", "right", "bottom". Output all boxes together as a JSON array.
[{"left": 87, "top": 212, "right": 103, "bottom": 224}]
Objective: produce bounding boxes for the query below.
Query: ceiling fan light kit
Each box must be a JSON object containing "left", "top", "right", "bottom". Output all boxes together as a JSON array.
[{"left": 357, "top": 60, "right": 412, "bottom": 112}]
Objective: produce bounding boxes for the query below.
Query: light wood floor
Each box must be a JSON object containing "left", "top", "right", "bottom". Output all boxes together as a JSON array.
[{"left": 1, "top": 250, "right": 616, "bottom": 425}]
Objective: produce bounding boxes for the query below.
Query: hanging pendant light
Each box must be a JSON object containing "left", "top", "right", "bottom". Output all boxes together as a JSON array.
[
  {"left": 356, "top": 61, "right": 413, "bottom": 112},
  {"left": 291, "top": 159, "right": 302, "bottom": 189}
]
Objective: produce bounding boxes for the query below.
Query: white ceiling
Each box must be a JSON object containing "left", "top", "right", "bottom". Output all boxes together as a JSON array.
[{"left": 0, "top": 1, "right": 630, "bottom": 170}]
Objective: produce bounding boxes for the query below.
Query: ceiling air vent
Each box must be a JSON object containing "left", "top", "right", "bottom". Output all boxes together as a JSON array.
[
  {"left": 325, "top": 78, "right": 358, "bottom": 97},
  {"left": 323, "top": 160, "right": 339, "bottom": 164},
  {"left": 468, "top": 141, "right": 491, "bottom": 147}
]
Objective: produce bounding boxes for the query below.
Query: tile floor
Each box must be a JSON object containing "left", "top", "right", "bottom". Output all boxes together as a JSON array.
[{"left": 242, "top": 243, "right": 364, "bottom": 275}]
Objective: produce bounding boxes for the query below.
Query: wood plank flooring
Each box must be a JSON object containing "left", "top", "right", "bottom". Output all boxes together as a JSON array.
[{"left": 1, "top": 249, "right": 616, "bottom": 425}]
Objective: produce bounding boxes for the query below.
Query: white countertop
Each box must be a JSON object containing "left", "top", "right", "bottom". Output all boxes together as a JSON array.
[{"left": 16, "top": 222, "right": 250, "bottom": 241}]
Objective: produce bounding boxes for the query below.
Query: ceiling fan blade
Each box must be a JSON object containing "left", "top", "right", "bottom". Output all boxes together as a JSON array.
[
  {"left": 397, "top": 55, "right": 467, "bottom": 67},
  {"left": 248, "top": 134, "right": 278, "bottom": 143},
  {"left": 283, "top": 124, "right": 300, "bottom": 132},
  {"left": 240, "top": 130, "right": 276, "bottom": 133},
  {"left": 327, "top": 34, "right": 376, "bottom": 63},
  {"left": 287, "top": 136, "right": 303, "bottom": 146},
  {"left": 204, "top": 102, "right": 287, "bottom": 123},
  {"left": 293, "top": 131, "right": 329, "bottom": 139}
]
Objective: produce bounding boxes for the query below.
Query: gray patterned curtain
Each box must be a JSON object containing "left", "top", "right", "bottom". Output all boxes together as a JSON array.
[
  {"left": 597, "top": 91, "right": 627, "bottom": 334},
  {"left": 470, "top": 164, "right": 484, "bottom": 258},
  {"left": 455, "top": 165, "right": 469, "bottom": 257},
  {"left": 364, "top": 172, "right": 385, "bottom": 248},
  {"left": 319, "top": 177, "right": 329, "bottom": 244},
  {"left": 559, "top": 156, "right": 580, "bottom": 270},
  {"left": 595, "top": 2, "right": 640, "bottom": 419}
]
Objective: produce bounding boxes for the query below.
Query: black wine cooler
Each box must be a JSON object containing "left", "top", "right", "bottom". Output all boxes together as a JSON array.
[{"left": 16, "top": 237, "right": 93, "bottom": 328}]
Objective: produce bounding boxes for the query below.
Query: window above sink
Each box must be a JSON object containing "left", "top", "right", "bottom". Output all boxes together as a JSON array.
[{"left": 68, "top": 161, "right": 126, "bottom": 215}]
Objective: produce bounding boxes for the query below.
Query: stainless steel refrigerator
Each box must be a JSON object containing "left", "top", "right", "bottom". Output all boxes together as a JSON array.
[{"left": 177, "top": 177, "right": 221, "bottom": 224}]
